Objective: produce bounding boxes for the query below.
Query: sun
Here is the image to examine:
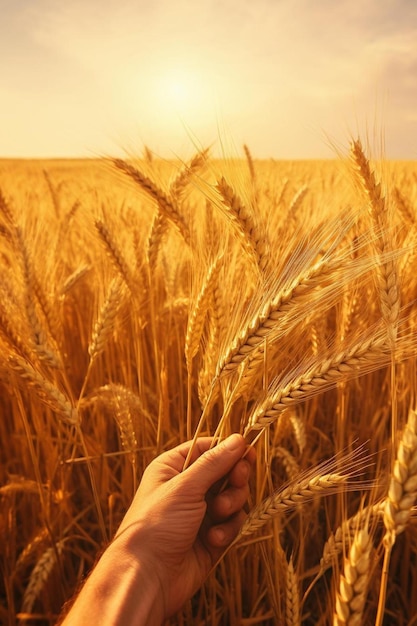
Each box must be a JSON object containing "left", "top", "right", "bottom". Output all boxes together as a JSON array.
[
  {"left": 152, "top": 67, "right": 214, "bottom": 118},
  {"left": 164, "top": 72, "right": 192, "bottom": 106}
]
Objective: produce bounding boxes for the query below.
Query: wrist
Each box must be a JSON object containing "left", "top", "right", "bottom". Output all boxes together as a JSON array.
[{"left": 62, "top": 535, "right": 164, "bottom": 626}]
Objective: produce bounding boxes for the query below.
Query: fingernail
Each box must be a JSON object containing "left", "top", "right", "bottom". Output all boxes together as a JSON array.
[{"left": 224, "top": 434, "right": 244, "bottom": 451}]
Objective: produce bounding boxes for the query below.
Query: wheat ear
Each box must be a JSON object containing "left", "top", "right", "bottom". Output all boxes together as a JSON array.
[
  {"left": 113, "top": 158, "right": 190, "bottom": 244},
  {"left": 15, "top": 527, "right": 49, "bottom": 574},
  {"left": 333, "top": 528, "right": 372, "bottom": 626},
  {"left": 274, "top": 446, "right": 301, "bottom": 480},
  {"left": 238, "top": 473, "right": 347, "bottom": 539},
  {"left": 147, "top": 209, "right": 170, "bottom": 267},
  {"left": 95, "top": 219, "right": 134, "bottom": 291},
  {"left": 216, "top": 176, "right": 269, "bottom": 274},
  {"left": 217, "top": 250, "right": 365, "bottom": 378},
  {"left": 236, "top": 444, "right": 372, "bottom": 542},
  {"left": 375, "top": 408, "right": 417, "bottom": 625},
  {"left": 170, "top": 148, "right": 209, "bottom": 200},
  {"left": 287, "top": 185, "right": 308, "bottom": 221},
  {"left": 88, "top": 278, "right": 124, "bottom": 362},
  {"left": 42, "top": 169, "right": 61, "bottom": 217},
  {"left": 60, "top": 264, "right": 92, "bottom": 296},
  {"left": 393, "top": 186, "right": 414, "bottom": 227},
  {"left": 106, "top": 386, "right": 139, "bottom": 466},
  {"left": 9, "top": 355, "right": 77, "bottom": 424},
  {"left": 244, "top": 331, "right": 390, "bottom": 437},
  {"left": 384, "top": 407, "right": 417, "bottom": 540},
  {"left": 0, "top": 298, "right": 31, "bottom": 359},
  {"left": 350, "top": 139, "right": 400, "bottom": 344},
  {"left": 243, "top": 143, "right": 256, "bottom": 184},
  {"left": 319, "top": 503, "right": 384, "bottom": 576},
  {"left": 14, "top": 225, "right": 61, "bottom": 368},
  {"left": 185, "top": 254, "right": 223, "bottom": 371},
  {"left": 286, "top": 555, "right": 301, "bottom": 626},
  {"left": 21, "top": 540, "right": 64, "bottom": 614}
]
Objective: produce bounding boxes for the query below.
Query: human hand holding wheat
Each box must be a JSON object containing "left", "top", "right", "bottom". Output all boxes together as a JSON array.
[{"left": 60, "top": 434, "right": 255, "bottom": 625}]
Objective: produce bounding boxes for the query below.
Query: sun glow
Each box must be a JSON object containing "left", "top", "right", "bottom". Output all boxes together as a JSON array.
[
  {"left": 151, "top": 67, "right": 216, "bottom": 120},
  {"left": 164, "top": 71, "right": 193, "bottom": 106}
]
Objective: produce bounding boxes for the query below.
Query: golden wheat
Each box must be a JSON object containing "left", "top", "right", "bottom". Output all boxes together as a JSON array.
[{"left": 2, "top": 146, "right": 417, "bottom": 625}]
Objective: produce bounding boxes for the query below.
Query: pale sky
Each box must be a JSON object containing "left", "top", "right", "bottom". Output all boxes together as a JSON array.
[{"left": 1, "top": 0, "right": 417, "bottom": 159}]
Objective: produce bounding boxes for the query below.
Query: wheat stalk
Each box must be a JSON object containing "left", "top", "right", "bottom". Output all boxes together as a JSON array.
[{"left": 60, "top": 264, "right": 92, "bottom": 296}]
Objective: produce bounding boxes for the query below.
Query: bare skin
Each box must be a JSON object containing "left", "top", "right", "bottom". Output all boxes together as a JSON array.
[{"left": 61, "top": 434, "right": 255, "bottom": 626}]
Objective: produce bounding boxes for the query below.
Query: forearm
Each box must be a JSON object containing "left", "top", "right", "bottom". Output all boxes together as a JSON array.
[{"left": 61, "top": 540, "right": 164, "bottom": 626}]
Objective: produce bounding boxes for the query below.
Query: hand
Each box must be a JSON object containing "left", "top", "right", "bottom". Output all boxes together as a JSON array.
[
  {"left": 117, "top": 434, "right": 256, "bottom": 620},
  {"left": 61, "top": 434, "right": 255, "bottom": 626}
]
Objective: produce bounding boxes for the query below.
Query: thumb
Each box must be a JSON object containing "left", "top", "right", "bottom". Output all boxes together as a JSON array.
[{"left": 180, "top": 434, "right": 246, "bottom": 497}]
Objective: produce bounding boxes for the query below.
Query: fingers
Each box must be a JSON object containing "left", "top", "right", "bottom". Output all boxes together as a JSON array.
[
  {"left": 209, "top": 484, "right": 249, "bottom": 520},
  {"left": 206, "top": 449, "right": 255, "bottom": 518},
  {"left": 137, "top": 437, "right": 255, "bottom": 507},
  {"left": 228, "top": 448, "right": 256, "bottom": 488},
  {"left": 179, "top": 434, "right": 247, "bottom": 497},
  {"left": 206, "top": 510, "right": 247, "bottom": 549},
  {"left": 153, "top": 437, "right": 214, "bottom": 475},
  {"left": 204, "top": 451, "right": 255, "bottom": 548},
  {"left": 148, "top": 437, "right": 256, "bottom": 481}
]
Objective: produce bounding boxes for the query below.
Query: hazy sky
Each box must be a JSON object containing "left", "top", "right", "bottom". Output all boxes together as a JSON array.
[{"left": 1, "top": 0, "right": 417, "bottom": 158}]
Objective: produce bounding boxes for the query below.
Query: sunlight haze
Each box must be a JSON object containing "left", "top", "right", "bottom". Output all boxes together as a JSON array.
[{"left": 1, "top": 0, "right": 417, "bottom": 158}]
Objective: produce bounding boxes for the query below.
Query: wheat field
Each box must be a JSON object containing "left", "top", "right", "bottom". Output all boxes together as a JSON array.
[{"left": 1, "top": 143, "right": 417, "bottom": 625}]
